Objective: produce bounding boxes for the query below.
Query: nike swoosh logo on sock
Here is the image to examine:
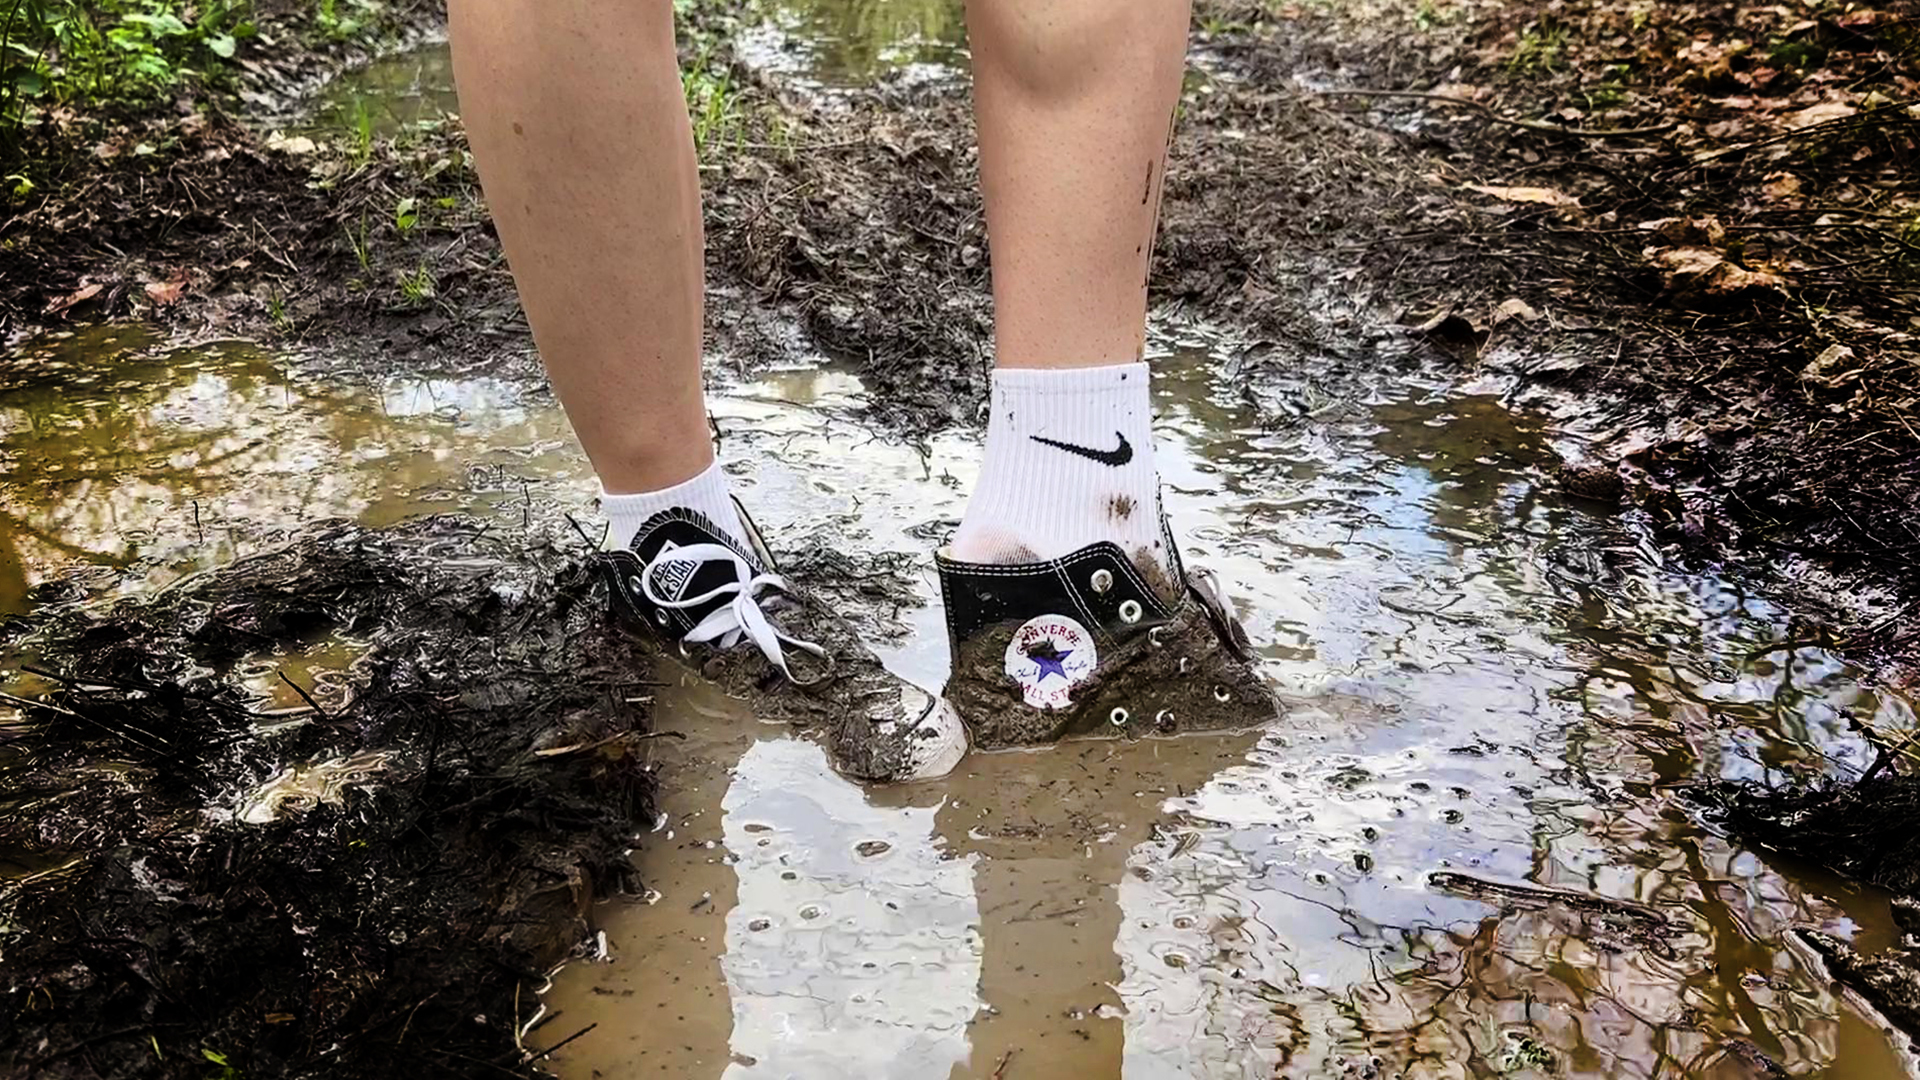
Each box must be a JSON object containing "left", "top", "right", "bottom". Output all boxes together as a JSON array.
[{"left": 1029, "top": 431, "right": 1134, "bottom": 467}]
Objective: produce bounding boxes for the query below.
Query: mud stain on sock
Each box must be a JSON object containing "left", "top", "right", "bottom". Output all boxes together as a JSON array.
[{"left": 1109, "top": 494, "right": 1136, "bottom": 521}]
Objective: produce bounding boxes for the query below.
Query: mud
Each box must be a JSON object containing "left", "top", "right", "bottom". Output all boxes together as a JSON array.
[
  {"left": 946, "top": 598, "right": 1276, "bottom": 748},
  {"left": 1, "top": 516, "right": 657, "bottom": 1078}
]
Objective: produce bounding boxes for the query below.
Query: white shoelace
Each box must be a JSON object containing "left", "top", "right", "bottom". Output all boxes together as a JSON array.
[{"left": 639, "top": 541, "right": 826, "bottom": 682}]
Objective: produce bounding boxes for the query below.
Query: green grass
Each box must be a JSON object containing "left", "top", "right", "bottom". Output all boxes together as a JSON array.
[
  {"left": 1508, "top": 23, "right": 1569, "bottom": 75},
  {"left": 396, "top": 263, "right": 433, "bottom": 307}
]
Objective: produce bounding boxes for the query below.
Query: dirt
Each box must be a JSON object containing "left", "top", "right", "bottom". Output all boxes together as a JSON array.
[
  {"left": 1, "top": 515, "right": 658, "bottom": 1078},
  {"left": 4, "top": 0, "right": 1920, "bottom": 1072},
  {"left": 1705, "top": 774, "right": 1920, "bottom": 1048}
]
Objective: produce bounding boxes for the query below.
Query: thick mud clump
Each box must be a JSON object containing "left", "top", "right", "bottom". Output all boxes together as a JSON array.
[
  {"left": 1, "top": 516, "right": 656, "bottom": 1079},
  {"left": 1704, "top": 775, "right": 1920, "bottom": 1041},
  {"left": 946, "top": 598, "right": 1276, "bottom": 748}
]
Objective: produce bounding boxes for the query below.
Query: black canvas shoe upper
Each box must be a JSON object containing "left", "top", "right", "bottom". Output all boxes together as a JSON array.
[
  {"left": 596, "top": 501, "right": 967, "bottom": 782},
  {"left": 937, "top": 515, "right": 1273, "bottom": 747}
]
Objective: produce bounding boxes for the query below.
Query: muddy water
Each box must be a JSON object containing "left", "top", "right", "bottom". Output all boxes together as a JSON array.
[
  {"left": 303, "top": 0, "right": 965, "bottom": 139},
  {"left": 5, "top": 325, "right": 1916, "bottom": 1077}
]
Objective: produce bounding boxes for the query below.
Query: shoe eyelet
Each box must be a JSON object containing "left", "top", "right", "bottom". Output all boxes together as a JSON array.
[
  {"left": 677, "top": 641, "right": 693, "bottom": 659},
  {"left": 1119, "top": 600, "right": 1143, "bottom": 624},
  {"left": 1090, "top": 569, "right": 1114, "bottom": 594},
  {"left": 1177, "top": 657, "right": 1192, "bottom": 675},
  {"left": 1213, "top": 685, "right": 1231, "bottom": 703},
  {"left": 1155, "top": 709, "right": 1175, "bottom": 732},
  {"left": 1149, "top": 626, "right": 1166, "bottom": 648},
  {"left": 652, "top": 610, "right": 671, "bottom": 629},
  {"left": 1109, "top": 707, "right": 1130, "bottom": 727},
  {"left": 627, "top": 574, "right": 645, "bottom": 597}
]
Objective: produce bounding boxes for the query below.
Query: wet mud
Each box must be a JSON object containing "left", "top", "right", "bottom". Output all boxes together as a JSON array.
[{"left": 1, "top": 516, "right": 657, "bottom": 1078}]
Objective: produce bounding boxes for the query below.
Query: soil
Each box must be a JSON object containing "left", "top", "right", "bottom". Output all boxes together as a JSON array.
[
  {"left": 4, "top": 0, "right": 1920, "bottom": 1073},
  {"left": 2, "top": 516, "right": 658, "bottom": 1078}
]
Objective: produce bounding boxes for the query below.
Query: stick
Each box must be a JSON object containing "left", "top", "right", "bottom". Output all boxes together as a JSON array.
[
  {"left": 277, "top": 671, "right": 332, "bottom": 721},
  {"left": 1312, "top": 88, "right": 1678, "bottom": 138},
  {"left": 530, "top": 1022, "right": 597, "bottom": 1060}
]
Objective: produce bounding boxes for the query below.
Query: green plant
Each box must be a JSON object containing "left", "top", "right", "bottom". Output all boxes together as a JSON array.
[
  {"left": 393, "top": 195, "right": 416, "bottom": 232},
  {"left": 681, "top": 44, "right": 738, "bottom": 156},
  {"left": 316, "top": 0, "right": 378, "bottom": 42},
  {"left": 396, "top": 263, "right": 433, "bottom": 306},
  {"left": 343, "top": 216, "right": 371, "bottom": 271},
  {"left": 201, "top": 1047, "right": 242, "bottom": 1080},
  {"left": 266, "top": 287, "right": 288, "bottom": 328},
  {"left": 1, "top": 0, "right": 256, "bottom": 153},
  {"left": 1508, "top": 22, "right": 1569, "bottom": 75}
]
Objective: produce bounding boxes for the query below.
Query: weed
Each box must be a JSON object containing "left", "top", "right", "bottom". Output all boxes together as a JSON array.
[
  {"left": 1508, "top": 23, "right": 1569, "bottom": 75},
  {"left": 396, "top": 264, "right": 434, "bottom": 307},
  {"left": 316, "top": 0, "right": 378, "bottom": 42},
  {"left": 682, "top": 44, "right": 739, "bottom": 156},
  {"left": 0, "top": 0, "right": 257, "bottom": 152},
  {"left": 201, "top": 1047, "right": 241, "bottom": 1080},
  {"left": 343, "top": 217, "right": 371, "bottom": 271},
  {"left": 1412, "top": 0, "right": 1457, "bottom": 33},
  {"left": 266, "top": 288, "right": 288, "bottom": 328},
  {"left": 393, "top": 196, "right": 417, "bottom": 232}
]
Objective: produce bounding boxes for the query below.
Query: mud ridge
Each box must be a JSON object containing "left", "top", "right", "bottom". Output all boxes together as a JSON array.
[{"left": 1, "top": 515, "right": 657, "bottom": 1079}]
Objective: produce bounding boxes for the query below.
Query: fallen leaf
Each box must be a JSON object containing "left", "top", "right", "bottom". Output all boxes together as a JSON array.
[
  {"left": 1785, "top": 100, "right": 1857, "bottom": 129},
  {"left": 1465, "top": 184, "right": 1581, "bottom": 208},
  {"left": 1761, "top": 172, "right": 1803, "bottom": 201},
  {"left": 44, "top": 282, "right": 103, "bottom": 315},
  {"left": 145, "top": 279, "right": 187, "bottom": 306},
  {"left": 265, "top": 131, "right": 318, "bottom": 155},
  {"left": 1646, "top": 247, "right": 1785, "bottom": 305},
  {"left": 1491, "top": 298, "right": 1540, "bottom": 326}
]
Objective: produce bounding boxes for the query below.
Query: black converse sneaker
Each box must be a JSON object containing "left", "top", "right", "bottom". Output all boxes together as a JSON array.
[
  {"left": 936, "top": 516, "right": 1277, "bottom": 747},
  {"left": 598, "top": 501, "right": 967, "bottom": 782}
]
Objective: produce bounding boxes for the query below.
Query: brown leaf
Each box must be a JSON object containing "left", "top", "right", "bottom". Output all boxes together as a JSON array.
[
  {"left": 1465, "top": 184, "right": 1581, "bottom": 208},
  {"left": 1801, "top": 344, "right": 1862, "bottom": 389},
  {"left": 145, "top": 278, "right": 187, "bottom": 306},
  {"left": 44, "top": 282, "right": 103, "bottom": 315}
]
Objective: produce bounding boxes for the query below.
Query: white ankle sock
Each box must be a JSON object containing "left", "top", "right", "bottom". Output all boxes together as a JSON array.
[
  {"left": 952, "top": 362, "right": 1169, "bottom": 577},
  {"left": 601, "top": 459, "right": 750, "bottom": 552}
]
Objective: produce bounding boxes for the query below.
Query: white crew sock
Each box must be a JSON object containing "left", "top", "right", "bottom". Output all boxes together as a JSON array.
[
  {"left": 951, "top": 362, "right": 1170, "bottom": 579},
  {"left": 601, "top": 459, "right": 750, "bottom": 553}
]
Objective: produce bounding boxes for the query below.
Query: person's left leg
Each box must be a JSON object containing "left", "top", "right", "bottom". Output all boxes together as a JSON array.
[{"left": 940, "top": 0, "right": 1275, "bottom": 747}]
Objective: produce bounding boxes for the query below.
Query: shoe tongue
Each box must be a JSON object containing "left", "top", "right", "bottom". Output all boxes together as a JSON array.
[{"left": 628, "top": 508, "right": 766, "bottom": 613}]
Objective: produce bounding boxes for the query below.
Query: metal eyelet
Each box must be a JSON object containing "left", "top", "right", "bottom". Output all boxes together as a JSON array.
[
  {"left": 1119, "top": 600, "right": 1143, "bottom": 624},
  {"left": 1155, "top": 709, "right": 1175, "bottom": 731},
  {"left": 1213, "top": 685, "right": 1231, "bottom": 703},
  {"left": 1149, "top": 626, "right": 1167, "bottom": 648},
  {"left": 627, "top": 574, "right": 645, "bottom": 597},
  {"left": 1177, "top": 657, "right": 1192, "bottom": 675},
  {"left": 1090, "top": 569, "right": 1114, "bottom": 594},
  {"left": 1109, "top": 707, "right": 1130, "bottom": 727}
]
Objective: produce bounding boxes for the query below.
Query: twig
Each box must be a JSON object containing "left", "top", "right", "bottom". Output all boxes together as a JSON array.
[
  {"left": 277, "top": 671, "right": 332, "bottom": 721},
  {"left": 1312, "top": 88, "right": 1679, "bottom": 138},
  {"left": 529, "top": 1022, "right": 597, "bottom": 1061},
  {"left": 993, "top": 1049, "right": 1018, "bottom": 1079}
]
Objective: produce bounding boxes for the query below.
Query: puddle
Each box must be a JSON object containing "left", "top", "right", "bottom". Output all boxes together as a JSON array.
[
  {"left": 4, "top": 322, "right": 1917, "bottom": 1077},
  {"left": 235, "top": 749, "right": 393, "bottom": 824},
  {"left": 296, "top": 0, "right": 966, "bottom": 143}
]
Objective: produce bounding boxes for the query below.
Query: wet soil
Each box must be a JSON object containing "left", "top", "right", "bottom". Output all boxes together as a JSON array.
[
  {"left": 4, "top": 0, "right": 1920, "bottom": 1075},
  {"left": 2, "top": 514, "right": 657, "bottom": 1078}
]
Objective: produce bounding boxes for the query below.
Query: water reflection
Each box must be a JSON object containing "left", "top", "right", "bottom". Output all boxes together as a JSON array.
[
  {"left": 9, "top": 324, "right": 1913, "bottom": 1078},
  {"left": 0, "top": 328, "right": 587, "bottom": 611}
]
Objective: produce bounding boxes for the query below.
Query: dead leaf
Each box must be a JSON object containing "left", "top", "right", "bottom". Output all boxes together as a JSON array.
[
  {"left": 1491, "top": 298, "right": 1540, "bottom": 326},
  {"left": 1785, "top": 100, "right": 1857, "bottom": 129},
  {"left": 1465, "top": 184, "right": 1581, "bottom": 208},
  {"left": 1646, "top": 247, "right": 1785, "bottom": 305},
  {"left": 44, "top": 282, "right": 103, "bottom": 315},
  {"left": 1411, "top": 309, "right": 1487, "bottom": 361},
  {"left": 265, "top": 131, "right": 318, "bottom": 155},
  {"left": 145, "top": 278, "right": 187, "bottom": 306},
  {"left": 1761, "top": 173, "right": 1803, "bottom": 201}
]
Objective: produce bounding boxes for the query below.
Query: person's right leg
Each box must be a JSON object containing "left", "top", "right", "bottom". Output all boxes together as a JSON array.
[
  {"left": 450, "top": 1, "right": 965, "bottom": 781},
  {"left": 448, "top": 0, "right": 740, "bottom": 547}
]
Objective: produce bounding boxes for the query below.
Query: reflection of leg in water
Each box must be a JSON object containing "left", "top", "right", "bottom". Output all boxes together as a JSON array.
[
  {"left": 937, "top": 735, "right": 1257, "bottom": 1076},
  {"left": 447, "top": 1, "right": 963, "bottom": 783}
]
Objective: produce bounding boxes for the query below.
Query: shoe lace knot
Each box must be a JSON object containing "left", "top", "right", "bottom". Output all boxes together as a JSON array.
[{"left": 639, "top": 542, "right": 828, "bottom": 683}]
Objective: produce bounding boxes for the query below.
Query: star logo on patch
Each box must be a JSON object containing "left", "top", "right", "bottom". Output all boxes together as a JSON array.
[{"left": 1003, "top": 616, "right": 1098, "bottom": 710}]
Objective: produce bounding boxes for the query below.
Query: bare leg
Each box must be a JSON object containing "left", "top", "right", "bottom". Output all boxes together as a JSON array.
[
  {"left": 448, "top": 0, "right": 708, "bottom": 494},
  {"left": 964, "top": 0, "right": 1191, "bottom": 370}
]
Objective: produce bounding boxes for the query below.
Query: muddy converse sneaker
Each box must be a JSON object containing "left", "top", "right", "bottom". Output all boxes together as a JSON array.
[
  {"left": 598, "top": 501, "right": 966, "bottom": 782},
  {"left": 937, "top": 517, "right": 1277, "bottom": 747}
]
